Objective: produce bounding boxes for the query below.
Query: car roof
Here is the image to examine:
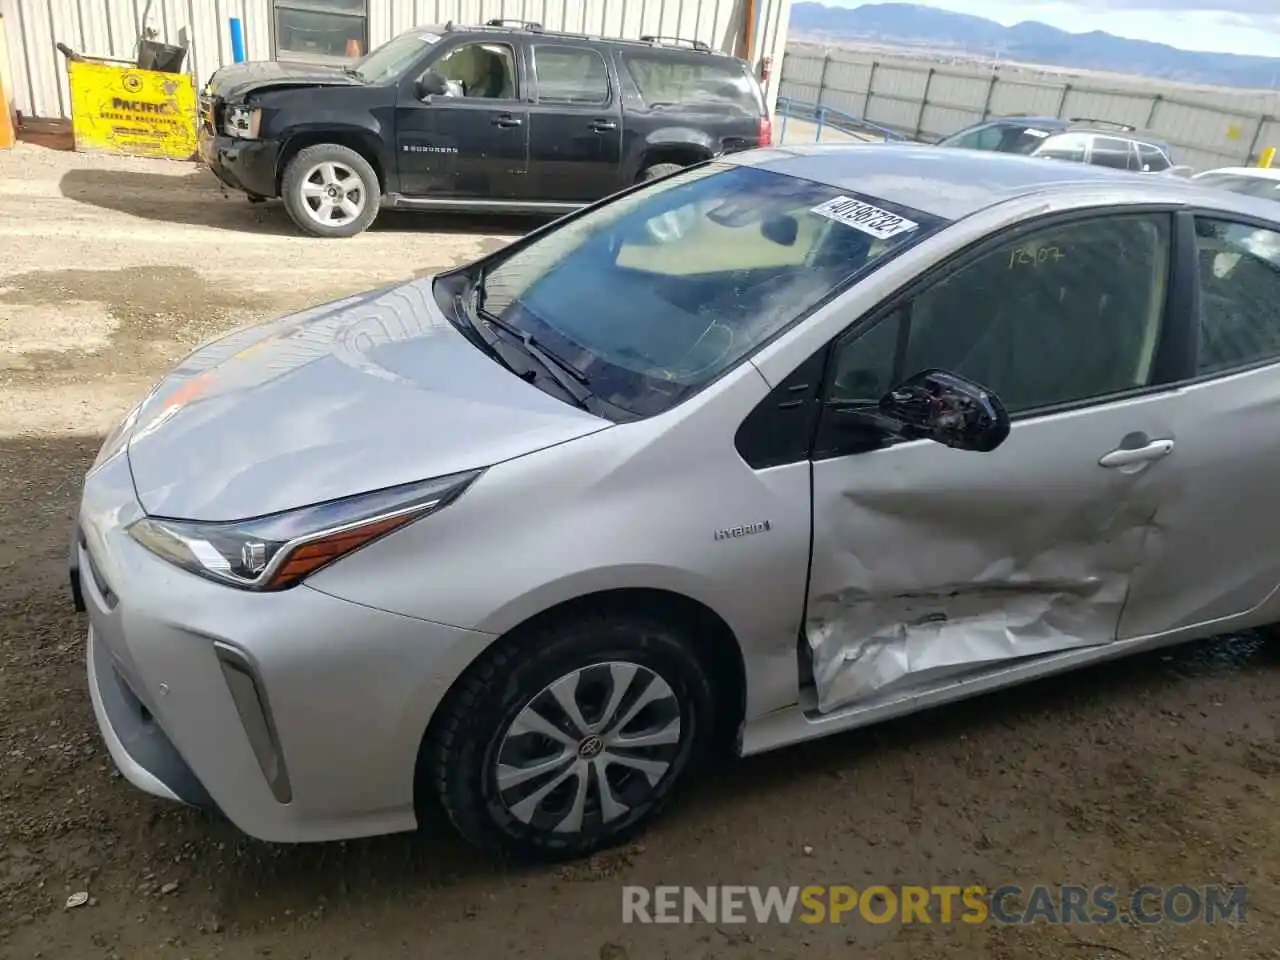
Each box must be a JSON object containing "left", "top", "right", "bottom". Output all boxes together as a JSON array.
[
  {"left": 1195, "top": 166, "right": 1280, "bottom": 181},
  {"left": 729, "top": 142, "right": 1280, "bottom": 222},
  {"left": 1049, "top": 124, "right": 1171, "bottom": 147}
]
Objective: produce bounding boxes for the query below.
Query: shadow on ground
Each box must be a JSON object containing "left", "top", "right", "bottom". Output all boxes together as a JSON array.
[{"left": 58, "top": 166, "right": 546, "bottom": 238}]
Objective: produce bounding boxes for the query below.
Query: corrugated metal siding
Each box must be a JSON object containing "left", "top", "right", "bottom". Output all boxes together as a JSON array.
[
  {"left": 1, "top": 0, "right": 789, "bottom": 120},
  {"left": 781, "top": 42, "right": 1280, "bottom": 171}
]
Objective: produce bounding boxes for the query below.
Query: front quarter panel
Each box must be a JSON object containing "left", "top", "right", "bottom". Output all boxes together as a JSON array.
[
  {"left": 306, "top": 361, "right": 813, "bottom": 721},
  {"left": 256, "top": 86, "right": 397, "bottom": 188}
]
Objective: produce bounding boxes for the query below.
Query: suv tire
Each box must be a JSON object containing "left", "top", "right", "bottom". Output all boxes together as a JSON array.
[
  {"left": 429, "top": 610, "right": 714, "bottom": 861},
  {"left": 639, "top": 162, "right": 687, "bottom": 182},
  {"left": 281, "top": 143, "right": 381, "bottom": 238}
]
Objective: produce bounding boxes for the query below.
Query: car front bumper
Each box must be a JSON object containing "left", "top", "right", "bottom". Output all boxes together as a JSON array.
[
  {"left": 198, "top": 126, "right": 280, "bottom": 199},
  {"left": 73, "top": 451, "right": 496, "bottom": 843}
]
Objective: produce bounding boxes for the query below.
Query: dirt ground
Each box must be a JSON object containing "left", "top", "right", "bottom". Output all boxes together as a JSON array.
[{"left": 1, "top": 142, "right": 1278, "bottom": 960}]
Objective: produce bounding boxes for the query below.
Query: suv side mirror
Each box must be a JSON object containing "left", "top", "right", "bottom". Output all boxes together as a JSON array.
[
  {"left": 877, "top": 369, "right": 1010, "bottom": 453},
  {"left": 415, "top": 70, "right": 448, "bottom": 100}
]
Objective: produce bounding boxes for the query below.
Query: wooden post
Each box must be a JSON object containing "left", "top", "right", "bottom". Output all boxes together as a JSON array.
[
  {"left": 980, "top": 72, "right": 996, "bottom": 121},
  {"left": 914, "top": 68, "right": 934, "bottom": 139},
  {"left": 862, "top": 60, "right": 877, "bottom": 121}
]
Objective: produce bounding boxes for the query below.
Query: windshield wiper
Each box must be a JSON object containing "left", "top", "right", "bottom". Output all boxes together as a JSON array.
[
  {"left": 471, "top": 274, "right": 598, "bottom": 402},
  {"left": 342, "top": 65, "right": 362, "bottom": 78}
]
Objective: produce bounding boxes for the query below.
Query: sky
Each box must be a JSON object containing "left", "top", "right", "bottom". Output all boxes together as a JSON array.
[{"left": 829, "top": 1, "right": 1280, "bottom": 57}]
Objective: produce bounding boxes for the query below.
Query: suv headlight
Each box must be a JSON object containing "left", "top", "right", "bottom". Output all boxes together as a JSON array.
[
  {"left": 127, "top": 470, "right": 480, "bottom": 590},
  {"left": 224, "top": 104, "right": 261, "bottom": 138}
]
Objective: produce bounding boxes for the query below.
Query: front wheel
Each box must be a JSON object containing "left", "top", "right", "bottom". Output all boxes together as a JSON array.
[
  {"left": 280, "top": 143, "right": 381, "bottom": 238},
  {"left": 429, "top": 611, "right": 714, "bottom": 861}
]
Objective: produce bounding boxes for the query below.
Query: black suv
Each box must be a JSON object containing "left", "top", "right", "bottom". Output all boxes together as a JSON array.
[{"left": 198, "top": 19, "right": 772, "bottom": 238}]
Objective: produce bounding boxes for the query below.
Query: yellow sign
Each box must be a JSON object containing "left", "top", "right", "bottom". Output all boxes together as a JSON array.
[
  {"left": 67, "top": 60, "right": 196, "bottom": 160},
  {"left": 1226, "top": 122, "right": 1244, "bottom": 141}
]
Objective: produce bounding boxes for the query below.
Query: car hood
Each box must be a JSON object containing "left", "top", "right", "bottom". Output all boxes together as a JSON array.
[
  {"left": 125, "top": 279, "right": 610, "bottom": 522},
  {"left": 204, "top": 60, "right": 361, "bottom": 101}
]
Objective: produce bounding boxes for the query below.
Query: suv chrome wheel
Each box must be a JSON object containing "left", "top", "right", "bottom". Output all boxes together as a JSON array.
[{"left": 298, "top": 161, "right": 366, "bottom": 228}]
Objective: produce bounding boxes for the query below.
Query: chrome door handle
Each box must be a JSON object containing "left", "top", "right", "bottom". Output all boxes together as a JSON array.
[
  {"left": 1098, "top": 439, "right": 1174, "bottom": 469},
  {"left": 492, "top": 115, "right": 521, "bottom": 127},
  {"left": 590, "top": 119, "right": 617, "bottom": 131}
]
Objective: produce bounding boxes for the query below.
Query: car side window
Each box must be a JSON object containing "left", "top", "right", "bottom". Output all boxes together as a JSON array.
[
  {"left": 828, "top": 213, "right": 1172, "bottom": 417},
  {"left": 1090, "top": 136, "right": 1134, "bottom": 170},
  {"left": 533, "top": 45, "right": 610, "bottom": 104},
  {"left": 945, "top": 124, "right": 1001, "bottom": 150},
  {"left": 1034, "top": 132, "right": 1089, "bottom": 163},
  {"left": 1194, "top": 217, "right": 1280, "bottom": 376},
  {"left": 1138, "top": 143, "right": 1170, "bottom": 172},
  {"left": 431, "top": 42, "right": 518, "bottom": 99}
]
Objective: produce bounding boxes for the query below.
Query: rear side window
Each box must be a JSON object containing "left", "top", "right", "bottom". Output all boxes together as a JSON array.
[
  {"left": 622, "top": 53, "right": 760, "bottom": 113},
  {"left": 1137, "top": 143, "right": 1170, "bottom": 171},
  {"left": 533, "top": 45, "right": 610, "bottom": 104},
  {"left": 1194, "top": 217, "right": 1280, "bottom": 375},
  {"left": 1034, "top": 132, "right": 1090, "bottom": 163},
  {"left": 1091, "top": 136, "right": 1135, "bottom": 170}
]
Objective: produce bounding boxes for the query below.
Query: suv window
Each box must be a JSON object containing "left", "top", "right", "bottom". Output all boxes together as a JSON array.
[
  {"left": 1194, "top": 217, "right": 1280, "bottom": 375},
  {"left": 944, "top": 124, "right": 1004, "bottom": 151},
  {"left": 533, "top": 45, "right": 610, "bottom": 104},
  {"left": 432, "top": 41, "right": 517, "bottom": 99},
  {"left": 1091, "top": 136, "right": 1135, "bottom": 170},
  {"left": 473, "top": 164, "right": 941, "bottom": 417},
  {"left": 1034, "top": 132, "right": 1090, "bottom": 163},
  {"left": 622, "top": 53, "right": 759, "bottom": 113},
  {"left": 1137, "top": 143, "right": 1170, "bottom": 172},
  {"left": 829, "top": 214, "right": 1172, "bottom": 414}
]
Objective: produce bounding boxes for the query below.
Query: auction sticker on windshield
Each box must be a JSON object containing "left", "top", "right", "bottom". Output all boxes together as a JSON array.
[{"left": 811, "top": 196, "right": 919, "bottom": 239}]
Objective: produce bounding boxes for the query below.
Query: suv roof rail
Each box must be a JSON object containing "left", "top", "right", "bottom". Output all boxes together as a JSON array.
[
  {"left": 1068, "top": 117, "right": 1136, "bottom": 132},
  {"left": 639, "top": 34, "right": 711, "bottom": 52},
  {"left": 484, "top": 17, "right": 544, "bottom": 31}
]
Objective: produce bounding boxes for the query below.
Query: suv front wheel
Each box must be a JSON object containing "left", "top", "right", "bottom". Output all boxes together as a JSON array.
[{"left": 281, "top": 143, "right": 381, "bottom": 238}]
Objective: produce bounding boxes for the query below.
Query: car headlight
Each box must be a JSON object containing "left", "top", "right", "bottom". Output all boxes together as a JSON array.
[
  {"left": 127, "top": 470, "right": 481, "bottom": 591},
  {"left": 224, "top": 105, "right": 261, "bottom": 139}
]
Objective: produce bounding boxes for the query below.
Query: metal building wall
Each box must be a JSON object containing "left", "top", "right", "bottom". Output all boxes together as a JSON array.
[{"left": 1, "top": 0, "right": 790, "bottom": 121}]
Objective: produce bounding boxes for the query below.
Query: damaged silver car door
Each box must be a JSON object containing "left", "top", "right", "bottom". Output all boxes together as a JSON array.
[{"left": 805, "top": 211, "right": 1179, "bottom": 714}]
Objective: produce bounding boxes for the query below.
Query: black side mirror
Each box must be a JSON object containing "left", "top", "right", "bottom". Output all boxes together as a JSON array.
[
  {"left": 877, "top": 369, "right": 1010, "bottom": 453},
  {"left": 415, "top": 70, "right": 448, "bottom": 99}
]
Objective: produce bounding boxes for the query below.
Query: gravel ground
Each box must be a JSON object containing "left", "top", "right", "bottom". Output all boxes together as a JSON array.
[{"left": 1, "top": 141, "right": 1278, "bottom": 960}]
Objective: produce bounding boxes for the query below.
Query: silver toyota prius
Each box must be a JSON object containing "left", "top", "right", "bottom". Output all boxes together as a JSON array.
[{"left": 71, "top": 143, "right": 1280, "bottom": 861}]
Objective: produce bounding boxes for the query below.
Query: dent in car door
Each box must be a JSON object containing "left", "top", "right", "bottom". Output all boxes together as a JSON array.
[
  {"left": 804, "top": 211, "right": 1179, "bottom": 713},
  {"left": 526, "top": 43, "right": 623, "bottom": 201},
  {"left": 395, "top": 39, "right": 529, "bottom": 198}
]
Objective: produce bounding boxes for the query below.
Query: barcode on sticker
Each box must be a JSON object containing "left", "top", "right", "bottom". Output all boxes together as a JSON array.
[{"left": 811, "top": 196, "right": 919, "bottom": 239}]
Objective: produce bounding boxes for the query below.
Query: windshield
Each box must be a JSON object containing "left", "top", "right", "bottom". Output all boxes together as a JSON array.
[
  {"left": 1195, "top": 173, "right": 1280, "bottom": 202},
  {"left": 352, "top": 31, "right": 439, "bottom": 83},
  {"left": 462, "top": 163, "right": 944, "bottom": 418}
]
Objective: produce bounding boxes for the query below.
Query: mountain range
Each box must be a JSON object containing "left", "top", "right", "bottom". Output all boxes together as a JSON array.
[{"left": 789, "top": 2, "right": 1280, "bottom": 90}]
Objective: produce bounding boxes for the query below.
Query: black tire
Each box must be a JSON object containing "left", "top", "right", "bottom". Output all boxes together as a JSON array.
[
  {"left": 280, "top": 143, "right": 381, "bottom": 238},
  {"left": 639, "top": 162, "right": 686, "bottom": 183},
  {"left": 429, "top": 610, "right": 715, "bottom": 862}
]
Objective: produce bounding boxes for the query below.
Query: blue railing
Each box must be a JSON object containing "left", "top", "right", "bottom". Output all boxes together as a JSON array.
[{"left": 774, "top": 97, "right": 908, "bottom": 144}]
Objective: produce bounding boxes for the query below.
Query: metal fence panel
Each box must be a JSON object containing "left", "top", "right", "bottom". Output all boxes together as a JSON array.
[{"left": 782, "top": 41, "right": 1280, "bottom": 172}]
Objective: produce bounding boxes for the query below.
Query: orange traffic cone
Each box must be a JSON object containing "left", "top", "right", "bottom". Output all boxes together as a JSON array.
[{"left": 345, "top": 38, "right": 362, "bottom": 58}]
